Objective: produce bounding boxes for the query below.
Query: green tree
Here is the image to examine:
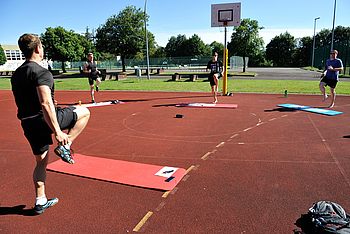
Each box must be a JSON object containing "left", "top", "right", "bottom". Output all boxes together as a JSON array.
[
  {"left": 95, "top": 6, "right": 154, "bottom": 72},
  {"left": 209, "top": 41, "right": 224, "bottom": 58},
  {"left": 41, "top": 27, "right": 87, "bottom": 72},
  {"left": 165, "top": 34, "right": 211, "bottom": 57},
  {"left": 227, "top": 18, "right": 265, "bottom": 72},
  {"left": 0, "top": 44, "right": 6, "bottom": 65},
  {"left": 184, "top": 34, "right": 211, "bottom": 57},
  {"left": 152, "top": 46, "right": 166, "bottom": 58},
  {"left": 266, "top": 32, "right": 296, "bottom": 67},
  {"left": 294, "top": 36, "right": 313, "bottom": 67},
  {"left": 165, "top": 34, "right": 187, "bottom": 57}
]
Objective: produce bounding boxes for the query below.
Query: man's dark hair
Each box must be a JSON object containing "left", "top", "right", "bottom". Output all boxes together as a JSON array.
[{"left": 18, "top": 34, "right": 41, "bottom": 59}]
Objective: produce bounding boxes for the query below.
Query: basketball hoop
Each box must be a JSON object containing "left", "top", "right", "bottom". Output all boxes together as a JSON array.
[{"left": 211, "top": 3, "right": 241, "bottom": 28}]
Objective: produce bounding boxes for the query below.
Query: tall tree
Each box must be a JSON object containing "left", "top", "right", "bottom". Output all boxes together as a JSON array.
[
  {"left": 41, "top": 27, "right": 87, "bottom": 72},
  {"left": 209, "top": 41, "right": 224, "bottom": 58},
  {"left": 227, "top": 18, "right": 264, "bottom": 72},
  {"left": 266, "top": 32, "right": 296, "bottom": 67},
  {"left": 184, "top": 34, "right": 211, "bottom": 57},
  {"left": 294, "top": 36, "right": 313, "bottom": 67},
  {"left": 165, "top": 34, "right": 187, "bottom": 57},
  {"left": 0, "top": 44, "right": 6, "bottom": 65},
  {"left": 95, "top": 6, "right": 154, "bottom": 72}
]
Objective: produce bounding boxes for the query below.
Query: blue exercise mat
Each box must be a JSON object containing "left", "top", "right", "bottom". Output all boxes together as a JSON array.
[{"left": 277, "top": 104, "right": 343, "bottom": 116}]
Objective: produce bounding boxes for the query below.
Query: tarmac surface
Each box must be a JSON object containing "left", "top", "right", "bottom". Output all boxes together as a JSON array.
[{"left": 1, "top": 89, "right": 350, "bottom": 233}]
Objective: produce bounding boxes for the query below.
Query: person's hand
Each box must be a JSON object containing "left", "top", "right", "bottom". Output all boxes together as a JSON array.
[
  {"left": 55, "top": 130, "right": 70, "bottom": 146},
  {"left": 327, "top": 65, "right": 334, "bottom": 71},
  {"left": 54, "top": 99, "right": 58, "bottom": 106}
]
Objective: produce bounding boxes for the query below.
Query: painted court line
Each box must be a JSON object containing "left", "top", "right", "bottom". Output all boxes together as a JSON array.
[
  {"left": 133, "top": 211, "right": 153, "bottom": 232},
  {"left": 216, "top": 142, "right": 225, "bottom": 148},
  {"left": 201, "top": 152, "right": 212, "bottom": 160}
]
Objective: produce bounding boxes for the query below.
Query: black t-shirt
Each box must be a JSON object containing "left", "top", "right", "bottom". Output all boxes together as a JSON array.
[
  {"left": 86, "top": 61, "right": 98, "bottom": 78},
  {"left": 11, "top": 61, "right": 54, "bottom": 119},
  {"left": 207, "top": 60, "right": 223, "bottom": 74}
]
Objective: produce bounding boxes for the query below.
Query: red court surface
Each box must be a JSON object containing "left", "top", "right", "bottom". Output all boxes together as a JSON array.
[{"left": 1, "top": 90, "right": 350, "bottom": 233}]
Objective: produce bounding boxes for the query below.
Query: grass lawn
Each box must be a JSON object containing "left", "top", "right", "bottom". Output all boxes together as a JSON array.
[{"left": 1, "top": 77, "right": 350, "bottom": 95}]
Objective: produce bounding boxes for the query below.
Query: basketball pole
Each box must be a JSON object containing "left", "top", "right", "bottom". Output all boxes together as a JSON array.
[{"left": 222, "top": 23, "right": 228, "bottom": 96}]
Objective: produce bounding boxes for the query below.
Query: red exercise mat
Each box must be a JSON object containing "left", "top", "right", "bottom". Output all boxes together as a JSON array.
[
  {"left": 47, "top": 154, "right": 186, "bottom": 191},
  {"left": 176, "top": 103, "right": 238, "bottom": 108}
]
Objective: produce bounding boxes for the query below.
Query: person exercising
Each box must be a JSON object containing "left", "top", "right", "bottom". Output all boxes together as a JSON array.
[
  {"left": 11, "top": 33, "right": 90, "bottom": 214},
  {"left": 83, "top": 52, "right": 101, "bottom": 103},
  {"left": 206, "top": 51, "right": 223, "bottom": 103}
]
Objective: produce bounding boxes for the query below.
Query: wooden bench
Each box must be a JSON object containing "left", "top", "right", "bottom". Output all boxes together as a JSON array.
[
  {"left": 0, "top": 71, "right": 13, "bottom": 76},
  {"left": 140, "top": 68, "right": 163, "bottom": 75},
  {"left": 172, "top": 73, "right": 204, "bottom": 81},
  {"left": 106, "top": 72, "right": 127, "bottom": 81}
]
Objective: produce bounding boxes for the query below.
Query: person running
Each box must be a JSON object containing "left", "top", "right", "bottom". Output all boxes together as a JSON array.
[
  {"left": 83, "top": 52, "right": 101, "bottom": 103},
  {"left": 11, "top": 33, "right": 90, "bottom": 214},
  {"left": 319, "top": 49, "right": 343, "bottom": 108},
  {"left": 206, "top": 51, "right": 223, "bottom": 103}
]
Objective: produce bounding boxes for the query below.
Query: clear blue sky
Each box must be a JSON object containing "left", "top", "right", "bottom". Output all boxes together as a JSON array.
[{"left": 1, "top": 0, "right": 349, "bottom": 47}]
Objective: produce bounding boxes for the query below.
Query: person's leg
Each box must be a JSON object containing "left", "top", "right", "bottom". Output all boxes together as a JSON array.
[
  {"left": 54, "top": 106, "right": 90, "bottom": 164},
  {"left": 33, "top": 150, "right": 59, "bottom": 214},
  {"left": 95, "top": 78, "right": 101, "bottom": 92},
  {"left": 67, "top": 106, "right": 90, "bottom": 142},
  {"left": 319, "top": 82, "right": 328, "bottom": 101},
  {"left": 33, "top": 150, "right": 49, "bottom": 200},
  {"left": 329, "top": 87, "right": 336, "bottom": 108},
  {"left": 213, "top": 74, "right": 219, "bottom": 103},
  {"left": 211, "top": 85, "right": 217, "bottom": 103},
  {"left": 90, "top": 84, "right": 95, "bottom": 102}
]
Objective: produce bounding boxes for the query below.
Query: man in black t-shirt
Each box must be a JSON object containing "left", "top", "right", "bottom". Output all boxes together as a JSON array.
[
  {"left": 11, "top": 34, "right": 90, "bottom": 214},
  {"left": 206, "top": 52, "right": 223, "bottom": 103},
  {"left": 83, "top": 53, "right": 101, "bottom": 103}
]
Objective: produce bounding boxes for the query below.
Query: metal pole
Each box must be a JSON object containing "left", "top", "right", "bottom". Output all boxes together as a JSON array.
[
  {"left": 144, "top": 0, "right": 150, "bottom": 79},
  {"left": 312, "top": 17, "right": 320, "bottom": 68},
  {"left": 222, "top": 26, "right": 228, "bottom": 95},
  {"left": 331, "top": 0, "right": 337, "bottom": 51}
]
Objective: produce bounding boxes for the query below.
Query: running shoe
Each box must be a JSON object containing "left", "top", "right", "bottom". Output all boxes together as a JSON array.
[
  {"left": 34, "top": 198, "right": 59, "bottom": 214},
  {"left": 54, "top": 145, "right": 74, "bottom": 164}
]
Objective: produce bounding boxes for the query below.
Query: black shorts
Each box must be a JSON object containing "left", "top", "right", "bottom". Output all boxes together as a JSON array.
[
  {"left": 320, "top": 77, "right": 338, "bottom": 89},
  {"left": 88, "top": 76, "right": 99, "bottom": 85},
  {"left": 21, "top": 106, "right": 77, "bottom": 155},
  {"left": 208, "top": 73, "right": 221, "bottom": 86}
]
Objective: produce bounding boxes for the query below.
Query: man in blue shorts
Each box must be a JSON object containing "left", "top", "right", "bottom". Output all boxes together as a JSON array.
[
  {"left": 319, "top": 50, "right": 343, "bottom": 108},
  {"left": 206, "top": 52, "right": 223, "bottom": 103},
  {"left": 11, "top": 34, "right": 90, "bottom": 214}
]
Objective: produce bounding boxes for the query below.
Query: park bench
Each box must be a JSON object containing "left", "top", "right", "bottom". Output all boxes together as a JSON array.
[
  {"left": 0, "top": 71, "right": 13, "bottom": 76},
  {"left": 105, "top": 71, "right": 127, "bottom": 81},
  {"left": 172, "top": 72, "right": 209, "bottom": 81}
]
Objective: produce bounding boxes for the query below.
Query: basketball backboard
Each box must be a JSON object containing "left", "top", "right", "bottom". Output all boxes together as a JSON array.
[{"left": 211, "top": 3, "right": 241, "bottom": 27}]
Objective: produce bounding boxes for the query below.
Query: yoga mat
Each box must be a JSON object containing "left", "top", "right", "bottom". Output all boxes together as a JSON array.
[
  {"left": 176, "top": 103, "right": 238, "bottom": 109},
  {"left": 78, "top": 100, "right": 123, "bottom": 108},
  {"left": 278, "top": 104, "right": 343, "bottom": 116},
  {"left": 47, "top": 154, "right": 187, "bottom": 191}
]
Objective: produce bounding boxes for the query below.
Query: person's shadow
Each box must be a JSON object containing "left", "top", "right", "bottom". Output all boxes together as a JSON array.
[{"left": 0, "top": 205, "right": 36, "bottom": 216}]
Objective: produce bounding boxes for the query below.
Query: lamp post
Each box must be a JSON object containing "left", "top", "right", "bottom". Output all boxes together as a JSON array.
[
  {"left": 312, "top": 17, "right": 320, "bottom": 68},
  {"left": 144, "top": 0, "right": 150, "bottom": 79},
  {"left": 330, "top": 0, "right": 337, "bottom": 51}
]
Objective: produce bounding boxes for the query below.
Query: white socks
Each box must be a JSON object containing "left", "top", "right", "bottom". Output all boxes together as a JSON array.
[{"left": 35, "top": 196, "right": 47, "bottom": 205}]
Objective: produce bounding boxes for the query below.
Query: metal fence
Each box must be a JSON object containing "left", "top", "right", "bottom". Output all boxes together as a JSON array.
[{"left": 314, "top": 41, "right": 350, "bottom": 75}]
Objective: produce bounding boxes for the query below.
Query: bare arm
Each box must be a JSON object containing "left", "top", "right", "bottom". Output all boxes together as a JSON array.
[
  {"left": 83, "top": 62, "right": 90, "bottom": 74},
  {"left": 37, "top": 85, "right": 69, "bottom": 145}
]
